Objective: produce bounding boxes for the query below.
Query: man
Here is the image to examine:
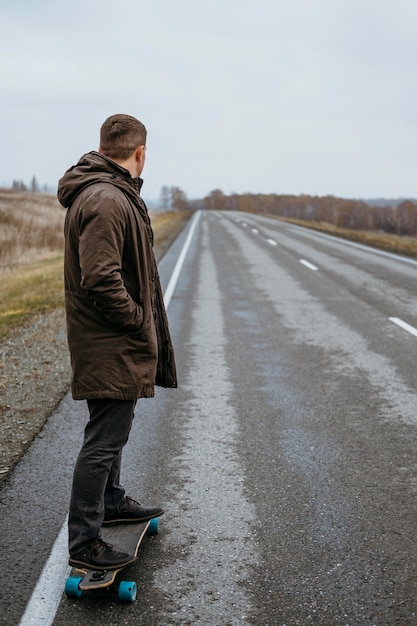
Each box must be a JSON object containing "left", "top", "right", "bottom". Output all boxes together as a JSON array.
[{"left": 58, "top": 114, "right": 177, "bottom": 570}]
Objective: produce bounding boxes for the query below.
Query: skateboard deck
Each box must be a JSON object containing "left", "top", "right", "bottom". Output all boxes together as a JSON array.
[{"left": 65, "top": 517, "right": 159, "bottom": 602}]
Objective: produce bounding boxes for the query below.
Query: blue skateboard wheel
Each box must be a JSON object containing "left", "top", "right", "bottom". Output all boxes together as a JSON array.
[
  {"left": 65, "top": 576, "right": 84, "bottom": 598},
  {"left": 147, "top": 517, "right": 159, "bottom": 535},
  {"left": 118, "top": 580, "right": 137, "bottom": 602}
]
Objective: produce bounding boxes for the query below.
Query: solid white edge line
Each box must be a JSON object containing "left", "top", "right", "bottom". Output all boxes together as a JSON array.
[
  {"left": 389, "top": 317, "right": 417, "bottom": 338},
  {"left": 300, "top": 259, "right": 318, "bottom": 271},
  {"left": 19, "top": 519, "right": 70, "bottom": 626},
  {"left": 18, "top": 210, "right": 201, "bottom": 626},
  {"left": 286, "top": 222, "right": 417, "bottom": 267},
  {"left": 164, "top": 210, "right": 201, "bottom": 309}
]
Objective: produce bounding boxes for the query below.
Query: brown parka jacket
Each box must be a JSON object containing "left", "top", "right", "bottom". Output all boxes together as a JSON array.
[{"left": 57, "top": 151, "right": 177, "bottom": 401}]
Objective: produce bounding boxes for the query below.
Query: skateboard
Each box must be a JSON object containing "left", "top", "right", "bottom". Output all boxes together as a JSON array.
[{"left": 64, "top": 517, "right": 159, "bottom": 602}]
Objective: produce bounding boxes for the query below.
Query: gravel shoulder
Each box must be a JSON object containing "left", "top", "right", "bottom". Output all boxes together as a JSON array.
[
  {"left": 0, "top": 215, "right": 189, "bottom": 485},
  {"left": 0, "top": 309, "right": 70, "bottom": 482}
]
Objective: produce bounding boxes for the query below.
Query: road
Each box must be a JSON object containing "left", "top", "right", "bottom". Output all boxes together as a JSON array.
[{"left": 1, "top": 210, "right": 417, "bottom": 625}]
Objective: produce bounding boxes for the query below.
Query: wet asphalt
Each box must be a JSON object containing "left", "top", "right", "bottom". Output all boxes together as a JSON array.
[{"left": 1, "top": 210, "right": 417, "bottom": 625}]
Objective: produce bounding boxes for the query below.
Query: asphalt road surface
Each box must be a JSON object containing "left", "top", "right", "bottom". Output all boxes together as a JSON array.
[{"left": 1, "top": 210, "right": 417, "bottom": 625}]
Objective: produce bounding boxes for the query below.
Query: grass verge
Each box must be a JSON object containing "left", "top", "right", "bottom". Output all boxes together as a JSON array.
[{"left": 0, "top": 254, "right": 64, "bottom": 341}]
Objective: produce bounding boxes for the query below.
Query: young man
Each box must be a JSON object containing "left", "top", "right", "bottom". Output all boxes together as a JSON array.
[{"left": 58, "top": 114, "right": 177, "bottom": 570}]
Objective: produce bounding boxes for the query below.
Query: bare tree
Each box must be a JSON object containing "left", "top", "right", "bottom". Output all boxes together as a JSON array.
[
  {"left": 31, "top": 175, "right": 39, "bottom": 193},
  {"left": 170, "top": 186, "right": 188, "bottom": 211}
]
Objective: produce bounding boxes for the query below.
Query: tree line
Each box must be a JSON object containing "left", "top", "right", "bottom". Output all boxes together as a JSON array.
[
  {"left": 193, "top": 190, "right": 417, "bottom": 237},
  {"left": 9, "top": 176, "right": 417, "bottom": 237}
]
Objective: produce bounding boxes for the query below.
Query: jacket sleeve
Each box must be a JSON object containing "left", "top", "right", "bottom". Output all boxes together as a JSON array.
[{"left": 78, "top": 191, "right": 144, "bottom": 335}]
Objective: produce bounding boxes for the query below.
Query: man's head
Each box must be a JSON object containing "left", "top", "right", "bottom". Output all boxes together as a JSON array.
[{"left": 99, "top": 114, "right": 147, "bottom": 177}]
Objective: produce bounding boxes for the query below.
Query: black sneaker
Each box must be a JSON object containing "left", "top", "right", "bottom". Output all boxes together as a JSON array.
[
  {"left": 69, "top": 538, "right": 136, "bottom": 570},
  {"left": 102, "top": 496, "right": 164, "bottom": 526}
]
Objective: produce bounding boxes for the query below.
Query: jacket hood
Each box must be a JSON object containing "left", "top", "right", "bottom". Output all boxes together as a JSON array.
[{"left": 57, "top": 151, "right": 143, "bottom": 208}]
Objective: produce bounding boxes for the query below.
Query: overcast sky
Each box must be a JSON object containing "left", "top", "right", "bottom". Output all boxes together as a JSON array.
[{"left": 1, "top": 0, "right": 416, "bottom": 201}]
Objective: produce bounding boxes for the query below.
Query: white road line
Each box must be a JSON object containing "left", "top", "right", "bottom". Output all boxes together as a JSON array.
[
  {"left": 267, "top": 238, "right": 277, "bottom": 246},
  {"left": 19, "top": 520, "right": 70, "bottom": 626},
  {"left": 300, "top": 259, "right": 318, "bottom": 271},
  {"left": 18, "top": 210, "right": 201, "bottom": 626},
  {"left": 286, "top": 222, "right": 417, "bottom": 267},
  {"left": 164, "top": 210, "right": 201, "bottom": 309},
  {"left": 389, "top": 317, "right": 417, "bottom": 338},
  {"left": 251, "top": 228, "right": 259, "bottom": 234}
]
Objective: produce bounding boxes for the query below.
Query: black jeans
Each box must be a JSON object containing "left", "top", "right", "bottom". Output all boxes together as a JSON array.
[{"left": 68, "top": 398, "right": 136, "bottom": 555}]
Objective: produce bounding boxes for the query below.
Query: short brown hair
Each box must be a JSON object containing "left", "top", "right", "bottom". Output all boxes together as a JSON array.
[{"left": 100, "top": 114, "right": 147, "bottom": 161}]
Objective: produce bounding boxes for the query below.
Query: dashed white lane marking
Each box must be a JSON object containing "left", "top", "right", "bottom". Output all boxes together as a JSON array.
[
  {"left": 251, "top": 228, "right": 259, "bottom": 234},
  {"left": 300, "top": 259, "right": 319, "bottom": 271},
  {"left": 267, "top": 238, "right": 277, "bottom": 246},
  {"left": 18, "top": 210, "right": 202, "bottom": 626},
  {"left": 389, "top": 317, "right": 417, "bottom": 338},
  {"left": 301, "top": 227, "right": 417, "bottom": 266}
]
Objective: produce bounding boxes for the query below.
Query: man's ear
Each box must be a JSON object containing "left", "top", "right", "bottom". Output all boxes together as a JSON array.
[{"left": 136, "top": 145, "right": 145, "bottom": 161}]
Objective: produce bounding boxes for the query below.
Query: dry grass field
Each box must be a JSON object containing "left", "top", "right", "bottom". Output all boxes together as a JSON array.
[
  {"left": 0, "top": 188, "right": 191, "bottom": 341},
  {"left": 0, "top": 188, "right": 65, "bottom": 270}
]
